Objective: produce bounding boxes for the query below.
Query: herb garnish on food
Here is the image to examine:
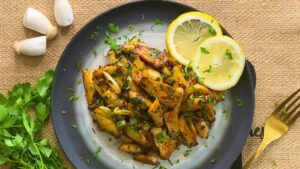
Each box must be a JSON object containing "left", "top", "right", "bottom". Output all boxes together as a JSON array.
[
  {"left": 200, "top": 47, "right": 210, "bottom": 54},
  {"left": 155, "top": 130, "right": 168, "bottom": 143}
]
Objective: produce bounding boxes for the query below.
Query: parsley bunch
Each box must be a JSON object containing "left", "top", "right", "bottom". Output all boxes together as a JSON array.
[{"left": 0, "top": 70, "right": 63, "bottom": 169}]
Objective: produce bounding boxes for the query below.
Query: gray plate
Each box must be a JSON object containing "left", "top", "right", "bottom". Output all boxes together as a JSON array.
[{"left": 51, "top": 1, "right": 255, "bottom": 169}]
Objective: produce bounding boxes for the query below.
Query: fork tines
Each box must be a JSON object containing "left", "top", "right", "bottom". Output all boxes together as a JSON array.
[{"left": 274, "top": 88, "right": 300, "bottom": 125}]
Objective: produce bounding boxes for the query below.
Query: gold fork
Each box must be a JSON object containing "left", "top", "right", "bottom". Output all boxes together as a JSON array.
[{"left": 243, "top": 88, "right": 300, "bottom": 169}]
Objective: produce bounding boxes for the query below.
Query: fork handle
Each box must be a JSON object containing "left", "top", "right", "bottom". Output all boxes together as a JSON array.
[{"left": 243, "top": 140, "right": 269, "bottom": 169}]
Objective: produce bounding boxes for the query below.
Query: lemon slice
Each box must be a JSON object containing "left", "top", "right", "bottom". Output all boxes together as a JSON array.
[
  {"left": 193, "top": 36, "right": 246, "bottom": 91},
  {"left": 166, "top": 11, "right": 223, "bottom": 65}
]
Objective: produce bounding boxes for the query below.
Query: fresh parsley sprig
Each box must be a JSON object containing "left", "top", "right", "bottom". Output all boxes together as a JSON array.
[{"left": 0, "top": 70, "right": 63, "bottom": 169}]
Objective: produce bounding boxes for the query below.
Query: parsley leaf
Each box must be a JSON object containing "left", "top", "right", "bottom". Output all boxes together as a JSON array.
[
  {"left": 184, "top": 149, "right": 192, "bottom": 157},
  {"left": 236, "top": 98, "right": 244, "bottom": 107},
  {"left": 76, "top": 62, "right": 83, "bottom": 71},
  {"left": 0, "top": 70, "right": 63, "bottom": 168},
  {"left": 104, "top": 32, "right": 121, "bottom": 54},
  {"left": 155, "top": 130, "right": 168, "bottom": 143},
  {"left": 203, "top": 65, "right": 212, "bottom": 73},
  {"left": 154, "top": 19, "right": 163, "bottom": 25},
  {"left": 128, "top": 24, "right": 135, "bottom": 31},
  {"left": 92, "top": 47, "right": 98, "bottom": 57},
  {"left": 208, "top": 26, "right": 216, "bottom": 35},
  {"left": 184, "top": 112, "right": 193, "bottom": 124},
  {"left": 225, "top": 48, "right": 233, "bottom": 60},
  {"left": 108, "top": 23, "right": 120, "bottom": 34},
  {"left": 151, "top": 19, "right": 163, "bottom": 31},
  {"left": 200, "top": 47, "right": 210, "bottom": 54},
  {"left": 129, "top": 118, "right": 138, "bottom": 132},
  {"left": 93, "top": 146, "right": 102, "bottom": 157},
  {"left": 210, "top": 159, "right": 216, "bottom": 164},
  {"left": 122, "top": 76, "right": 132, "bottom": 90}
]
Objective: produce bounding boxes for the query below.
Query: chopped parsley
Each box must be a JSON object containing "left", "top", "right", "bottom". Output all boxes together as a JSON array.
[
  {"left": 151, "top": 18, "right": 163, "bottom": 31},
  {"left": 218, "top": 92, "right": 225, "bottom": 99},
  {"left": 85, "top": 158, "right": 91, "bottom": 165},
  {"left": 200, "top": 47, "right": 210, "bottom": 54},
  {"left": 184, "top": 61, "right": 194, "bottom": 78},
  {"left": 209, "top": 159, "right": 216, "bottom": 164},
  {"left": 122, "top": 76, "right": 132, "bottom": 90},
  {"left": 222, "top": 108, "right": 230, "bottom": 114},
  {"left": 196, "top": 76, "right": 205, "bottom": 84},
  {"left": 77, "top": 78, "right": 82, "bottom": 84},
  {"left": 150, "top": 49, "right": 161, "bottom": 57},
  {"left": 207, "top": 95, "right": 213, "bottom": 102},
  {"left": 159, "top": 166, "right": 167, "bottom": 169},
  {"left": 90, "top": 25, "right": 102, "bottom": 40},
  {"left": 92, "top": 47, "right": 98, "bottom": 57},
  {"left": 67, "top": 87, "right": 75, "bottom": 92},
  {"left": 129, "top": 34, "right": 141, "bottom": 42},
  {"left": 71, "top": 124, "right": 77, "bottom": 128},
  {"left": 141, "top": 14, "right": 145, "bottom": 21},
  {"left": 184, "top": 112, "right": 193, "bottom": 124},
  {"left": 155, "top": 130, "right": 168, "bottom": 143},
  {"left": 203, "top": 65, "right": 212, "bottom": 73},
  {"left": 104, "top": 32, "right": 121, "bottom": 54},
  {"left": 187, "top": 95, "right": 195, "bottom": 109},
  {"left": 154, "top": 19, "right": 163, "bottom": 25},
  {"left": 129, "top": 118, "right": 138, "bottom": 132},
  {"left": 61, "top": 110, "right": 67, "bottom": 115},
  {"left": 184, "top": 149, "right": 192, "bottom": 157},
  {"left": 236, "top": 98, "right": 244, "bottom": 107},
  {"left": 225, "top": 48, "right": 233, "bottom": 60},
  {"left": 93, "top": 146, "right": 102, "bottom": 157},
  {"left": 208, "top": 26, "right": 216, "bottom": 35},
  {"left": 203, "top": 141, "right": 208, "bottom": 148},
  {"left": 76, "top": 62, "right": 83, "bottom": 71},
  {"left": 108, "top": 23, "right": 120, "bottom": 34},
  {"left": 128, "top": 24, "right": 135, "bottom": 31},
  {"left": 69, "top": 95, "right": 79, "bottom": 101},
  {"left": 175, "top": 159, "right": 180, "bottom": 164},
  {"left": 95, "top": 98, "right": 101, "bottom": 105},
  {"left": 167, "top": 159, "right": 173, "bottom": 166}
]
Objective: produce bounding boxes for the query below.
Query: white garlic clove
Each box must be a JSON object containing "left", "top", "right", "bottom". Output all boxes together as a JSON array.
[
  {"left": 54, "top": 0, "right": 74, "bottom": 26},
  {"left": 14, "top": 36, "right": 47, "bottom": 56},
  {"left": 23, "top": 7, "right": 57, "bottom": 39}
]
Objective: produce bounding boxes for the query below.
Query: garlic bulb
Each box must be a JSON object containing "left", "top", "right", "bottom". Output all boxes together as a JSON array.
[
  {"left": 23, "top": 7, "right": 57, "bottom": 39},
  {"left": 54, "top": 0, "right": 74, "bottom": 26},
  {"left": 14, "top": 36, "right": 47, "bottom": 56}
]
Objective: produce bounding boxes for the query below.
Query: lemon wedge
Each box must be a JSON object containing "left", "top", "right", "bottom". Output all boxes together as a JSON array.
[
  {"left": 166, "top": 11, "right": 223, "bottom": 65},
  {"left": 193, "top": 36, "right": 246, "bottom": 91}
]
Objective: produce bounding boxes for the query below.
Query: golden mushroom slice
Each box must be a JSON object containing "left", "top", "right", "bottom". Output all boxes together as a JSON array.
[
  {"left": 94, "top": 106, "right": 120, "bottom": 138},
  {"left": 164, "top": 87, "right": 184, "bottom": 136},
  {"left": 148, "top": 99, "right": 164, "bottom": 126},
  {"left": 139, "top": 77, "right": 183, "bottom": 108},
  {"left": 124, "top": 126, "right": 151, "bottom": 148},
  {"left": 151, "top": 127, "right": 176, "bottom": 160},
  {"left": 194, "top": 121, "right": 209, "bottom": 138},
  {"left": 133, "top": 154, "right": 160, "bottom": 165},
  {"left": 118, "top": 143, "right": 143, "bottom": 154},
  {"left": 179, "top": 115, "right": 198, "bottom": 147},
  {"left": 82, "top": 69, "right": 95, "bottom": 106},
  {"left": 131, "top": 57, "right": 146, "bottom": 84}
]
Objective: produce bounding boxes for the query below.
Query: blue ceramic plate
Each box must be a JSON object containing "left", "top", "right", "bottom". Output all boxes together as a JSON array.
[{"left": 51, "top": 1, "right": 255, "bottom": 169}]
